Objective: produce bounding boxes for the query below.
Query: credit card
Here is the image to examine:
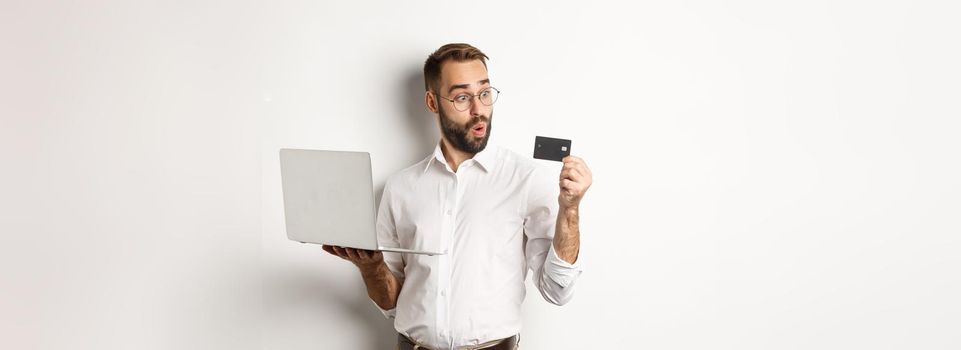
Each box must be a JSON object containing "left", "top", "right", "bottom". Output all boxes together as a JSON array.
[{"left": 533, "top": 136, "right": 571, "bottom": 162}]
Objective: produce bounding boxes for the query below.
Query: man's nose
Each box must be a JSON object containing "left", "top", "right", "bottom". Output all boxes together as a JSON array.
[{"left": 469, "top": 96, "right": 485, "bottom": 116}]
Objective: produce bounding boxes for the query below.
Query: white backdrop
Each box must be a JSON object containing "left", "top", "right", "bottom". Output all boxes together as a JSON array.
[{"left": 3, "top": 1, "right": 960, "bottom": 349}]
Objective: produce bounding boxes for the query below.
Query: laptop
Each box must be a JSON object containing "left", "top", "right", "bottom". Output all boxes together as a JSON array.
[{"left": 279, "top": 148, "right": 446, "bottom": 256}]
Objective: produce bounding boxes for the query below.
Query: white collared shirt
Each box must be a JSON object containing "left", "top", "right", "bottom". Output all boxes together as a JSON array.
[{"left": 374, "top": 142, "right": 584, "bottom": 350}]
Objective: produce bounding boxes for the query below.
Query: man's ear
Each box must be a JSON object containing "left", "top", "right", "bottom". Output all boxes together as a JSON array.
[{"left": 425, "top": 90, "right": 439, "bottom": 114}]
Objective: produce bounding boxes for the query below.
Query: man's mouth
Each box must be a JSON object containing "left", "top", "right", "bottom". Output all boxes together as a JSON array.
[{"left": 470, "top": 122, "right": 486, "bottom": 137}]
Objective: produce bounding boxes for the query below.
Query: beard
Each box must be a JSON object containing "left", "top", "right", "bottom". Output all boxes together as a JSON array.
[{"left": 439, "top": 108, "right": 493, "bottom": 154}]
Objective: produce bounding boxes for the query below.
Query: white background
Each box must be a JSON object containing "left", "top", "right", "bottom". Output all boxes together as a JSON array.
[{"left": 2, "top": 1, "right": 959, "bottom": 349}]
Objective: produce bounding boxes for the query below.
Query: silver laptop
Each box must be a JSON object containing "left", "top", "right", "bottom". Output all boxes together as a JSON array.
[{"left": 279, "top": 148, "right": 446, "bottom": 256}]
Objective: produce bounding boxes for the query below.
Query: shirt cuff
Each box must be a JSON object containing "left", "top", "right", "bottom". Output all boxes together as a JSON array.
[
  {"left": 370, "top": 299, "right": 396, "bottom": 319},
  {"left": 544, "top": 244, "right": 584, "bottom": 288}
]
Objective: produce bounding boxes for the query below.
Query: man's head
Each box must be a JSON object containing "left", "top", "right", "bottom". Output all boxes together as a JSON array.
[{"left": 423, "top": 43, "right": 496, "bottom": 154}]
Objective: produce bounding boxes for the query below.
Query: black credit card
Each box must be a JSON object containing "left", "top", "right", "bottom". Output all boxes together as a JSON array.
[{"left": 533, "top": 136, "right": 571, "bottom": 162}]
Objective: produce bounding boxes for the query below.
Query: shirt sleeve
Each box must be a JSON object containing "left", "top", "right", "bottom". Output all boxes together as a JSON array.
[
  {"left": 523, "top": 165, "right": 584, "bottom": 306},
  {"left": 374, "top": 178, "right": 405, "bottom": 319}
]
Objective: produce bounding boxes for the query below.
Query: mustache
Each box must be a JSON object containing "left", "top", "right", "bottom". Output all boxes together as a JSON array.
[{"left": 466, "top": 116, "right": 489, "bottom": 129}]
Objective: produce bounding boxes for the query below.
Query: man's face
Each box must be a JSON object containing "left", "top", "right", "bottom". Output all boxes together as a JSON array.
[{"left": 431, "top": 60, "right": 493, "bottom": 154}]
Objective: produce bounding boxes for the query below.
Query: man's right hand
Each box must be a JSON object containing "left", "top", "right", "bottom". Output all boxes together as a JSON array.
[
  {"left": 322, "top": 245, "right": 384, "bottom": 271},
  {"left": 322, "top": 245, "right": 401, "bottom": 310}
]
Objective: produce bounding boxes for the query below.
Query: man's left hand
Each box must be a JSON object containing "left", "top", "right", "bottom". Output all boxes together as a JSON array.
[{"left": 559, "top": 156, "right": 592, "bottom": 210}]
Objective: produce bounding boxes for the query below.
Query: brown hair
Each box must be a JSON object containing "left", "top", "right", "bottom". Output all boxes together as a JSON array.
[{"left": 423, "top": 43, "right": 489, "bottom": 92}]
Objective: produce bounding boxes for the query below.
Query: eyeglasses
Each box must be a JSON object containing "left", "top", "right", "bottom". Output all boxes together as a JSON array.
[{"left": 435, "top": 87, "right": 500, "bottom": 112}]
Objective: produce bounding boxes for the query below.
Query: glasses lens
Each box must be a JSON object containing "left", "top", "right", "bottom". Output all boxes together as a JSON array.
[
  {"left": 479, "top": 88, "right": 498, "bottom": 106},
  {"left": 453, "top": 94, "right": 470, "bottom": 111}
]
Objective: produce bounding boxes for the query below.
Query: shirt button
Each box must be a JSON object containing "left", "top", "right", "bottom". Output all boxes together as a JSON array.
[
  {"left": 440, "top": 290, "right": 446, "bottom": 296},
  {"left": 445, "top": 209, "right": 452, "bottom": 215}
]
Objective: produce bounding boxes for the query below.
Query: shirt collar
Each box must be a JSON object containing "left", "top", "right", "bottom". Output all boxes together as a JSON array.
[
  {"left": 424, "top": 143, "right": 446, "bottom": 173},
  {"left": 472, "top": 144, "right": 496, "bottom": 172},
  {"left": 423, "top": 141, "right": 496, "bottom": 174}
]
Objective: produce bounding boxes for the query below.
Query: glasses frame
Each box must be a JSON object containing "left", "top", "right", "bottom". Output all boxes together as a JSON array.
[{"left": 434, "top": 87, "right": 500, "bottom": 112}]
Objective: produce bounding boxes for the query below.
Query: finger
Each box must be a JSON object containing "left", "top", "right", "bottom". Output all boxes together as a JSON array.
[
  {"left": 564, "top": 156, "right": 587, "bottom": 170},
  {"left": 572, "top": 167, "right": 592, "bottom": 186},
  {"left": 564, "top": 160, "right": 589, "bottom": 177},
  {"left": 560, "top": 179, "right": 578, "bottom": 195},
  {"left": 574, "top": 157, "right": 587, "bottom": 167},
  {"left": 329, "top": 246, "right": 348, "bottom": 259},
  {"left": 562, "top": 178, "right": 585, "bottom": 193},
  {"left": 358, "top": 249, "right": 375, "bottom": 260},
  {"left": 334, "top": 246, "right": 348, "bottom": 259},
  {"left": 561, "top": 168, "right": 583, "bottom": 182},
  {"left": 569, "top": 159, "right": 589, "bottom": 174},
  {"left": 323, "top": 245, "right": 341, "bottom": 257},
  {"left": 349, "top": 248, "right": 369, "bottom": 262},
  {"left": 353, "top": 249, "right": 381, "bottom": 265},
  {"left": 567, "top": 164, "right": 591, "bottom": 184},
  {"left": 344, "top": 248, "right": 361, "bottom": 261},
  {"left": 563, "top": 155, "right": 584, "bottom": 166},
  {"left": 354, "top": 249, "right": 368, "bottom": 260},
  {"left": 562, "top": 165, "right": 576, "bottom": 176},
  {"left": 362, "top": 250, "right": 382, "bottom": 263}
]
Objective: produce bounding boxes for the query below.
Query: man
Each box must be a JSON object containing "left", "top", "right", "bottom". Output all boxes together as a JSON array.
[{"left": 322, "top": 43, "right": 593, "bottom": 350}]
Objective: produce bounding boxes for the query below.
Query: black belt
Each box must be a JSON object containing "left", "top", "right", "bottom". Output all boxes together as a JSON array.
[{"left": 397, "top": 333, "right": 519, "bottom": 350}]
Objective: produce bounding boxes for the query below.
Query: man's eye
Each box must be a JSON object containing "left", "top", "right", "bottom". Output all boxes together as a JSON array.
[
  {"left": 455, "top": 95, "right": 470, "bottom": 102},
  {"left": 479, "top": 90, "right": 490, "bottom": 97}
]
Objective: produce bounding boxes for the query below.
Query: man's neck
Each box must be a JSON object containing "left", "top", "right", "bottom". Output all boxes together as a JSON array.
[{"left": 439, "top": 138, "right": 474, "bottom": 173}]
